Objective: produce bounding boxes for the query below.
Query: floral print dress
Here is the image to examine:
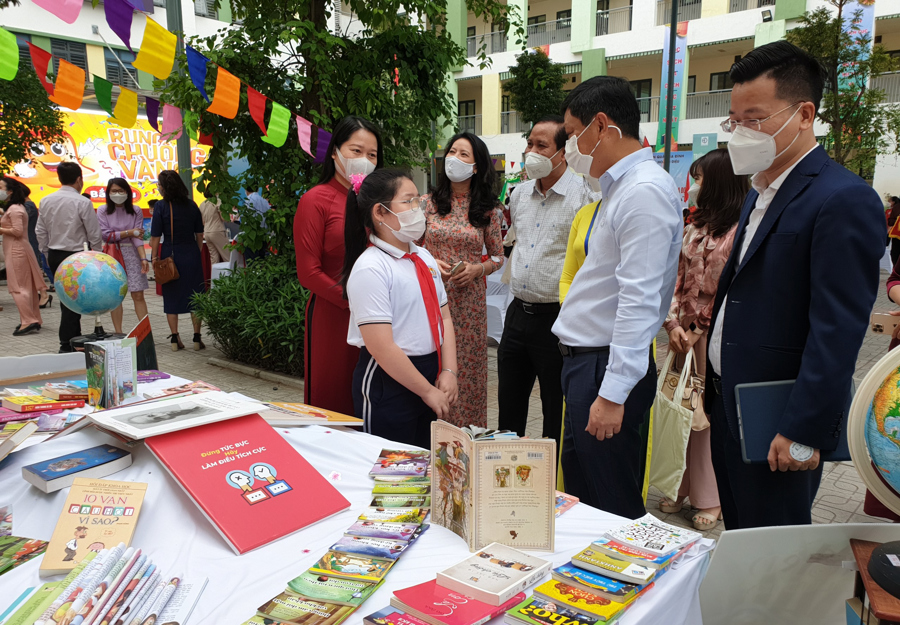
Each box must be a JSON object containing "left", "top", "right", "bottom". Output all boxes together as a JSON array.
[{"left": 420, "top": 193, "right": 504, "bottom": 427}]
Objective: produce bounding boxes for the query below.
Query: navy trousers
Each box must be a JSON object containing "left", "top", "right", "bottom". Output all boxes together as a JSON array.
[
  {"left": 353, "top": 347, "right": 438, "bottom": 449},
  {"left": 560, "top": 348, "right": 656, "bottom": 519}
]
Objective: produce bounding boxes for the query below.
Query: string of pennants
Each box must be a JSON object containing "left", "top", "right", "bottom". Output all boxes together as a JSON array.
[{"left": 0, "top": 0, "right": 332, "bottom": 160}]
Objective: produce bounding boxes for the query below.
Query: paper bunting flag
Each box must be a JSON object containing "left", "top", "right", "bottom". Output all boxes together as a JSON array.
[
  {"left": 183, "top": 110, "right": 198, "bottom": 141},
  {"left": 133, "top": 17, "right": 176, "bottom": 80},
  {"left": 159, "top": 104, "right": 182, "bottom": 142},
  {"left": 146, "top": 97, "right": 160, "bottom": 132},
  {"left": 206, "top": 66, "right": 240, "bottom": 119},
  {"left": 186, "top": 46, "right": 210, "bottom": 103},
  {"left": 247, "top": 86, "right": 268, "bottom": 135},
  {"left": 260, "top": 102, "right": 290, "bottom": 147},
  {"left": 198, "top": 127, "right": 214, "bottom": 146},
  {"left": 105, "top": 0, "right": 134, "bottom": 51},
  {"left": 0, "top": 28, "right": 18, "bottom": 81},
  {"left": 28, "top": 43, "right": 54, "bottom": 95},
  {"left": 32, "top": 0, "right": 81, "bottom": 24},
  {"left": 296, "top": 116, "right": 312, "bottom": 156},
  {"left": 108, "top": 87, "right": 138, "bottom": 128},
  {"left": 93, "top": 76, "right": 114, "bottom": 116},
  {"left": 48, "top": 59, "right": 85, "bottom": 109},
  {"left": 314, "top": 127, "right": 332, "bottom": 163}
]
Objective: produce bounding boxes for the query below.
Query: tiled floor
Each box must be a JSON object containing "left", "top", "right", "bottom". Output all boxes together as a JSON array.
[{"left": 5, "top": 265, "right": 897, "bottom": 540}]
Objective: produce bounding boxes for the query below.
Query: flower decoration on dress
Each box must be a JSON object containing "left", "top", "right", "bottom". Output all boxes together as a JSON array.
[{"left": 350, "top": 173, "right": 367, "bottom": 194}]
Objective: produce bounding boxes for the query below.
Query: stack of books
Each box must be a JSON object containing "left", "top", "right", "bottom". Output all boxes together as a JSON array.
[
  {"left": 508, "top": 515, "right": 700, "bottom": 624},
  {"left": 370, "top": 448, "right": 431, "bottom": 509}
]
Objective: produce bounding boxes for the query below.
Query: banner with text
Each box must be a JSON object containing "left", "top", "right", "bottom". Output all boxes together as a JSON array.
[
  {"left": 656, "top": 21, "right": 689, "bottom": 149},
  {"left": 653, "top": 151, "right": 693, "bottom": 206},
  {"left": 840, "top": 0, "right": 876, "bottom": 91}
]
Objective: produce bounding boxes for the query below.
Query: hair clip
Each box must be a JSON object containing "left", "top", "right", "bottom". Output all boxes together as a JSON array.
[{"left": 350, "top": 173, "right": 367, "bottom": 194}]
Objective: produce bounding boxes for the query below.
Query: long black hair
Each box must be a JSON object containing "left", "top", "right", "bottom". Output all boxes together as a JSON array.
[
  {"left": 105, "top": 177, "right": 136, "bottom": 215},
  {"left": 690, "top": 148, "right": 749, "bottom": 238},
  {"left": 157, "top": 170, "right": 190, "bottom": 204},
  {"left": 319, "top": 116, "right": 385, "bottom": 185},
  {"left": 341, "top": 169, "right": 412, "bottom": 299},
  {"left": 430, "top": 132, "right": 496, "bottom": 228},
  {"left": 0, "top": 177, "right": 27, "bottom": 206}
]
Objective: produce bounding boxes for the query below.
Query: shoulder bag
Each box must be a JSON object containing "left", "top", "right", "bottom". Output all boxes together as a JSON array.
[{"left": 153, "top": 200, "right": 180, "bottom": 285}]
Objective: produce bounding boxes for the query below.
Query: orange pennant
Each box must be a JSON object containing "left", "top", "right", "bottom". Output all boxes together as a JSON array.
[
  {"left": 206, "top": 66, "right": 240, "bottom": 119},
  {"left": 48, "top": 59, "right": 85, "bottom": 109}
]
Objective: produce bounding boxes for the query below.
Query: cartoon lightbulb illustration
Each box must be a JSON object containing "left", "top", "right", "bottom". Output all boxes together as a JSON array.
[
  {"left": 251, "top": 463, "right": 277, "bottom": 484},
  {"left": 228, "top": 471, "right": 254, "bottom": 492}
]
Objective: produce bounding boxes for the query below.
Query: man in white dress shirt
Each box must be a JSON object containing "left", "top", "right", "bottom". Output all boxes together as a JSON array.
[
  {"left": 552, "top": 76, "right": 683, "bottom": 518},
  {"left": 498, "top": 115, "right": 599, "bottom": 447}
]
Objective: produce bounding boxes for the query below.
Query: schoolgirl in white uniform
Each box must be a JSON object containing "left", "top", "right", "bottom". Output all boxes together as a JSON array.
[{"left": 341, "top": 169, "right": 458, "bottom": 448}]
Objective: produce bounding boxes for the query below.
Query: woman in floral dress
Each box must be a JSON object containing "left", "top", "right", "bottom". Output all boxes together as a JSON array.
[{"left": 420, "top": 133, "right": 504, "bottom": 427}]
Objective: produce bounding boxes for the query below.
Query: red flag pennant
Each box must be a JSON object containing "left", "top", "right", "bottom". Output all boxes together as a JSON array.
[
  {"left": 247, "top": 86, "right": 267, "bottom": 136},
  {"left": 27, "top": 43, "right": 54, "bottom": 95}
]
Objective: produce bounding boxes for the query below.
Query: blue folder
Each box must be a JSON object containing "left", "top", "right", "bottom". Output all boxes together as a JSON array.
[{"left": 733, "top": 380, "right": 852, "bottom": 464}]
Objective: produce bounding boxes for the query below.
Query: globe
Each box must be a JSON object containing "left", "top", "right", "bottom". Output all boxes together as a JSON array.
[
  {"left": 53, "top": 251, "right": 128, "bottom": 317},
  {"left": 848, "top": 348, "right": 900, "bottom": 517}
]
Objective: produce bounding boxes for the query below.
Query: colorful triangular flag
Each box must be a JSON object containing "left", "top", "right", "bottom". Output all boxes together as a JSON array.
[
  {"left": 296, "top": 116, "right": 312, "bottom": 156},
  {"left": 247, "top": 86, "right": 267, "bottom": 135},
  {"left": 48, "top": 58, "right": 85, "bottom": 109},
  {"left": 93, "top": 76, "right": 114, "bottom": 116},
  {"left": 133, "top": 17, "right": 176, "bottom": 80},
  {"left": 0, "top": 28, "right": 19, "bottom": 81},
  {"left": 32, "top": 0, "right": 82, "bottom": 24},
  {"left": 260, "top": 102, "right": 289, "bottom": 147},
  {"left": 146, "top": 97, "right": 160, "bottom": 132},
  {"left": 186, "top": 45, "right": 210, "bottom": 102},
  {"left": 108, "top": 87, "right": 137, "bottom": 128},
  {"left": 206, "top": 66, "right": 240, "bottom": 119},
  {"left": 27, "top": 43, "right": 54, "bottom": 95},
  {"left": 314, "top": 127, "right": 332, "bottom": 163},
  {"left": 159, "top": 104, "right": 182, "bottom": 142},
  {"left": 105, "top": 0, "right": 134, "bottom": 51}
]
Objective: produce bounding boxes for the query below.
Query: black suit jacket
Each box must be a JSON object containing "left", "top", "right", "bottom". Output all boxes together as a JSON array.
[{"left": 705, "top": 146, "right": 886, "bottom": 451}]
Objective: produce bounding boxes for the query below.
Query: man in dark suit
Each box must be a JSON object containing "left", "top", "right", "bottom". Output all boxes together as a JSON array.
[{"left": 706, "top": 41, "right": 886, "bottom": 529}]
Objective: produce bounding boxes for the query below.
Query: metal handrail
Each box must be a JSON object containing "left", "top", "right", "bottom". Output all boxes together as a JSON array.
[{"left": 596, "top": 6, "right": 633, "bottom": 36}]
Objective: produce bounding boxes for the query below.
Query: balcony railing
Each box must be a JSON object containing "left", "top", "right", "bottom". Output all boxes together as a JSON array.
[
  {"left": 501, "top": 111, "right": 532, "bottom": 134},
  {"left": 685, "top": 89, "right": 732, "bottom": 119},
  {"left": 457, "top": 115, "right": 483, "bottom": 135},
  {"left": 526, "top": 18, "right": 571, "bottom": 47},
  {"left": 637, "top": 96, "right": 660, "bottom": 123},
  {"left": 656, "top": 0, "right": 702, "bottom": 25},
  {"left": 596, "top": 6, "right": 633, "bottom": 36},
  {"left": 729, "top": 0, "right": 774, "bottom": 12},
  {"left": 872, "top": 72, "right": 900, "bottom": 103},
  {"left": 466, "top": 32, "right": 508, "bottom": 57}
]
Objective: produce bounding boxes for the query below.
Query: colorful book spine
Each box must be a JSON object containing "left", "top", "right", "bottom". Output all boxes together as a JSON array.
[
  {"left": 97, "top": 556, "right": 149, "bottom": 625},
  {"left": 62, "top": 544, "right": 126, "bottom": 625},
  {"left": 126, "top": 578, "right": 167, "bottom": 625},
  {"left": 80, "top": 549, "right": 142, "bottom": 625},
  {"left": 69, "top": 546, "right": 133, "bottom": 625},
  {"left": 116, "top": 569, "right": 160, "bottom": 625},
  {"left": 35, "top": 550, "right": 104, "bottom": 625}
]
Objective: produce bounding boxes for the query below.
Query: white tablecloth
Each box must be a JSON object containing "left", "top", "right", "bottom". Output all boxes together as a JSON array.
[{"left": 0, "top": 425, "right": 710, "bottom": 625}]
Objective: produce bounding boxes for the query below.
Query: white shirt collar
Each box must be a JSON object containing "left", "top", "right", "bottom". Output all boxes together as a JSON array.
[
  {"left": 751, "top": 144, "right": 819, "bottom": 195},
  {"left": 532, "top": 168, "right": 574, "bottom": 199},
  {"left": 600, "top": 147, "right": 653, "bottom": 198},
  {"left": 369, "top": 234, "right": 418, "bottom": 259}
]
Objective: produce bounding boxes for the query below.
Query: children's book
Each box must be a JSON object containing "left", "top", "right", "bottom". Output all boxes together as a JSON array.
[
  {"left": 436, "top": 543, "right": 551, "bottom": 605},
  {"left": 1, "top": 397, "right": 84, "bottom": 413},
  {"left": 555, "top": 492, "right": 579, "bottom": 518},
  {"left": 22, "top": 445, "right": 132, "bottom": 493},
  {"left": 370, "top": 450, "right": 430, "bottom": 477},
  {"left": 0, "top": 504, "right": 11, "bottom": 537},
  {"left": 0, "top": 422, "right": 38, "bottom": 462},
  {"left": 370, "top": 496, "right": 431, "bottom": 509},
  {"left": 286, "top": 571, "right": 380, "bottom": 607},
  {"left": 256, "top": 593, "right": 355, "bottom": 625},
  {"left": 40, "top": 479, "right": 147, "bottom": 577},
  {"left": 41, "top": 384, "right": 89, "bottom": 401},
  {"left": 373, "top": 476, "right": 431, "bottom": 483},
  {"left": 310, "top": 551, "right": 395, "bottom": 583},
  {"left": 345, "top": 522, "right": 420, "bottom": 541},
  {"left": 570, "top": 548, "right": 655, "bottom": 586},
  {"left": 0, "top": 535, "right": 48, "bottom": 575},
  {"left": 358, "top": 508, "right": 427, "bottom": 524},
  {"left": 589, "top": 537, "right": 696, "bottom": 570},
  {"left": 363, "top": 606, "right": 429, "bottom": 625},
  {"left": 372, "top": 483, "right": 431, "bottom": 495},
  {"left": 531, "top": 580, "right": 654, "bottom": 623},
  {"left": 504, "top": 595, "right": 600, "bottom": 625},
  {"left": 145, "top": 413, "right": 350, "bottom": 555},
  {"left": 603, "top": 513, "right": 701, "bottom": 558},
  {"left": 550, "top": 563, "right": 639, "bottom": 603},
  {"left": 390, "top": 580, "right": 525, "bottom": 625},
  {"left": 329, "top": 536, "right": 411, "bottom": 561},
  {"left": 431, "top": 420, "right": 556, "bottom": 552},
  {"left": 136, "top": 371, "right": 170, "bottom": 383}
]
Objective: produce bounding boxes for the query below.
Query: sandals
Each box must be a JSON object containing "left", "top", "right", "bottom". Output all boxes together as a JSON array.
[
  {"left": 692, "top": 509, "right": 722, "bottom": 530},
  {"left": 169, "top": 333, "right": 185, "bottom": 351},
  {"left": 659, "top": 497, "right": 686, "bottom": 513},
  {"left": 193, "top": 333, "right": 205, "bottom": 351}
]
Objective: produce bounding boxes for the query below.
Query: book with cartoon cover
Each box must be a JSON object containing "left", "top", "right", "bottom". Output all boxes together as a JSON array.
[
  {"left": 603, "top": 514, "right": 701, "bottom": 558},
  {"left": 589, "top": 537, "right": 696, "bottom": 570},
  {"left": 372, "top": 483, "right": 431, "bottom": 495},
  {"left": 550, "top": 563, "right": 639, "bottom": 603},
  {"left": 256, "top": 593, "right": 355, "bottom": 625},
  {"left": 437, "top": 543, "right": 551, "bottom": 606},
  {"left": 310, "top": 551, "right": 395, "bottom": 583},
  {"left": 370, "top": 495, "right": 431, "bottom": 509},
  {"left": 0, "top": 535, "right": 48, "bottom": 575},
  {"left": 329, "top": 536, "right": 411, "bottom": 561},
  {"left": 358, "top": 508, "right": 427, "bottom": 524},
  {"left": 286, "top": 571, "right": 380, "bottom": 607},
  {"left": 369, "top": 450, "right": 430, "bottom": 477},
  {"left": 532, "top": 580, "right": 653, "bottom": 622},
  {"left": 363, "top": 606, "right": 430, "bottom": 625},
  {"left": 345, "top": 522, "right": 420, "bottom": 541},
  {"left": 571, "top": 548, "right": 655, "bottom": 585},
  {"left": 505, "top": 595, "right": 600, "bottom": 625}
]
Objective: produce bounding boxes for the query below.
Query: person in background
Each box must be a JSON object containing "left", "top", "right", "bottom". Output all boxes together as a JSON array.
[
  {"left": 294, "top": 115, "right": 383, "bottom": 415},
  {"left": 498, "top": 115, "right": 599, "bottom": 448},
  {"left": 342, "top": 169, "right": 458, "bottom": 447},
  {"left": 420, "top": 132, "right": 504, "bottom": 428},
  {"left": 242, "top": 187, "right": 271, "bottom": 263},
  {"left": 35, "top": 162, "right": 103, "bottom": 353},
  {"left": 0, "top": 177, "right": 48, "bottom": 335},
  {"left": 888, "top": 196, "right": 900, "bottom": 266},
  {"left": 559, "top": 200, "right": 602, "bottom": 304},
  {"left": 98, "top": 178, "right": 150, "bottom": 334},
  {"left": 552, "top": 76, "right": 683, "bottom": 519},
  {"left": 198, "top": 190, "right": 229, "bottom": 264},
  {"left": 150, "top": 170, "right": 205, "bottom": 352},
  {"left": 707, "top": 41, "right": 885, "bottom": 528},
  {"left": 22, "top": 186, "right": 52, "bottom": 306},
  {"left": 662, "top": 148, "right": 748, "bottom": 530}
]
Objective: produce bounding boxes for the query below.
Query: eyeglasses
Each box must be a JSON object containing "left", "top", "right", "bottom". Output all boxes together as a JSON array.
[
  {"left": 393, "top": 196, "right": 427, "bottom": 211},
  {"left": 720, "top": 102, "right": 802, "bottom": 133}
]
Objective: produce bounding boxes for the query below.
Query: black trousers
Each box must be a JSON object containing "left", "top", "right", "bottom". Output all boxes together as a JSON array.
[
  {"left": 892, "top": 238, "right": 900, "bottom": 268},
  {"left": 710, "top": 390, "right": 823, "bottom": 529},
  {"left": 497, "top": 300, "right": 563, "bottom": 446},
  {"left": 48, "top": 249, "right": 82, "bottom": 351},
  {"left": 559, "top": 347, "right": 656, "bottom": 519}
]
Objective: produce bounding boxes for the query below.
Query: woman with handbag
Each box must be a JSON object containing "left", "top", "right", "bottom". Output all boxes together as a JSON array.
[
  {"left": 98, "top": 178, "right": 150, "bottom": 334},
  {"left": 661, "top": 148, "right": 748, "bottom": 530},
  {"left": 150, "top": 170, "right": 205, "bottom": 351}
]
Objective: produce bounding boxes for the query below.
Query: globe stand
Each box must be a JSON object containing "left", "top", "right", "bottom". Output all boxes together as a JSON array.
[{"left": 68, "top": 315, "right": 126, "bottom": 352}]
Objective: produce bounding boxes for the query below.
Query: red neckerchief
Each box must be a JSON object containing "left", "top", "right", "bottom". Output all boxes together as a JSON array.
[{"left": 403, "top": 251, "right": 443, "bottom": 372}]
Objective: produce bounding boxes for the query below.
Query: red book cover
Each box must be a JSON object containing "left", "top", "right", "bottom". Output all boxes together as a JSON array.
[
  {"left": 145, "top": 413, "right": 350, "bottom": 554},
  {"left": 391, "top": 580, "right": 525, "bottom": 625}
]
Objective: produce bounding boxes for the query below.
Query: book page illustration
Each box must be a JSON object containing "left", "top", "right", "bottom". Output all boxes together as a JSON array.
[{"left": 431, "top": 421, "right": 473, "bottom": 548}]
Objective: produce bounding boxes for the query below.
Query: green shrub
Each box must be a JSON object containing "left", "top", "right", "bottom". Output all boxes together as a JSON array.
[{"left": 191, "top": 254, "right": 309, "bottom": 377}]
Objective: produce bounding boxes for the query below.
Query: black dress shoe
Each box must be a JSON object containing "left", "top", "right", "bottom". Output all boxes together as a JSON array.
[{"left": 13, "top": 323, "right": 40, "bottom": 336}]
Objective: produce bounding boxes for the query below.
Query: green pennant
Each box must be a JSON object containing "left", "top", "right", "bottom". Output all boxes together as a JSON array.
[
  {"left": 93, "top": 76, "right": 114, "bottom": 116},
  {"left": 0, "top": 27, "right": 19, "bottom": 81},
  {"left": 183, "top": 110, "right": 198, "bottom": 141},
  {"left": 261, "top": 102, "right": 290, "bottom": 148}
]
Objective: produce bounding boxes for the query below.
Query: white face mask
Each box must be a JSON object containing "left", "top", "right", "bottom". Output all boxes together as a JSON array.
[
  {"left": 524, "top": 148, "right": 563, "bottom": 181},
  {"left": 0, "top": 190, "right": 7, "bottom": 202},
  {"left": 727, "top": 106, "right": 801, "bottom": 176},
  {"left": 444, "top": 156, "right": 475, "bottom": 183},
  {"left": 336, "top": 148, "right": 377, "bottom": 179},
  {"left": 381, "top": 204, "right": 426, "bottom": 243},
  {"left": 109, "top": 192, "right": 129, "bottom": 205},
  {"left": 687, "top": 182, "right": 700, "bottom": 204},
  {"left": 565, "top": 121, "right": 621, "bottom": 177}
]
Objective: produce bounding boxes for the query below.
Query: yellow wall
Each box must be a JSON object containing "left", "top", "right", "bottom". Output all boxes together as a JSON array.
[
  {"left": 482, "top": 74, "right": 501, "bottom": 135},
  {"left": 86, "top": 44, "right": 105, "bottom": 81},
  {"left": 700, "top": 0, "right": 729, "bottom": 18}
]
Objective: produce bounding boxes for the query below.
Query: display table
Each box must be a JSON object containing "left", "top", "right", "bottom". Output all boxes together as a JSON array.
[{"left": 0, "top": 423, "right": 711, "bottom": 625}]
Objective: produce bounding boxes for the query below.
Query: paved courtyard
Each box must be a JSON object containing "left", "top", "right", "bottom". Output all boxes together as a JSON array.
[{"left": 3, "top": 263, "right": 897, "bottom": 539}]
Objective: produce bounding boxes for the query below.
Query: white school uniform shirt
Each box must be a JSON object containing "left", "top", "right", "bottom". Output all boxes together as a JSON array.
[{"left": 346, "top": 235, "right": 448, "bottom": 356}]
